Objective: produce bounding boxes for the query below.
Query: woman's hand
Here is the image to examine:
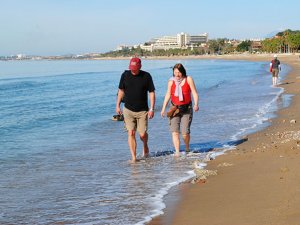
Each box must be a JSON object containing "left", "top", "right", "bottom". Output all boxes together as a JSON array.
[{"left": 193, "top": 105, "right": 199, "bottom": 112}]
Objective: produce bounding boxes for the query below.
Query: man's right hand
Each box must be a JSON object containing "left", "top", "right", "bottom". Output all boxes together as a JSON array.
[{"left": 116, "top": 106, "right": 122, "bottom": 115}]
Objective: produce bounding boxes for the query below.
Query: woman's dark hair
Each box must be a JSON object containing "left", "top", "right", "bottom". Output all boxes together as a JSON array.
[{"left": 173, "top": 63, "right": 187, "bottom": 77}]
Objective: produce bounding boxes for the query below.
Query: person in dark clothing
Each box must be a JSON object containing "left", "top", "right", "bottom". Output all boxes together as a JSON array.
[
  {"left": 116, "top": 57, "right": 156, "bottom": 162},
  {"left": 270, "top": 54, "right": 281, "bottom": 86}
]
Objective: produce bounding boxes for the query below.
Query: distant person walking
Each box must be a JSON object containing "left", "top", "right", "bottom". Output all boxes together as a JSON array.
[
  {"left": 116, "top": 57, "right": 156, "bottom": 163},
  {"left": 160, "top": 63, "right": 199, "bottom": 156},
  {"left": 270, "top": 54, "right": 281, "bottom": 86}
]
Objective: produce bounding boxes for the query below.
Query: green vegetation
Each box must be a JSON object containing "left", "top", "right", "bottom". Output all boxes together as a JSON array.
[
  {"left": 101, "top": 46, "right": 207, "bottom": 57},
  {"left": 262, "top": 29, "right": 300, "bottom": 53},
  {"left": 99, "top": 29, "right": 300, "bottom": 57},
  {"left": 236, "top": 40, "right": 252, "bottom": 52},
  {"left": 261, "top": 38, "right": 282, "bottom": 53}
]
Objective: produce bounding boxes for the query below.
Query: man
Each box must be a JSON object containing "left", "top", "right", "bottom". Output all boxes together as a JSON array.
[
  {"left": 270, "top": 54, "right": 281, "bottom": 86},
  {"left": 116, "top": 57, "right": 155, "bottom": 162}
]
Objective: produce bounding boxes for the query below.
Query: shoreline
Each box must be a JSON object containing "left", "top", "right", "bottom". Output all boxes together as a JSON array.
[
  {"left": 148, "top": 54, "right": 300, "bottom": 225},
  {"left": 94, "top": 53, "right": 300, "bottom": 61},
  {"left": 2, "top": 53, "right": 298, "bottom": 62}
]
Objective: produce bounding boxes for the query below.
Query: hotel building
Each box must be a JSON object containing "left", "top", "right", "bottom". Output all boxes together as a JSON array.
[
  {"left": 140, "top": 32, "right": 208, "bottom": 51},
  {"left": 116, "top": 32, "right": 208, "bottom": 52}
]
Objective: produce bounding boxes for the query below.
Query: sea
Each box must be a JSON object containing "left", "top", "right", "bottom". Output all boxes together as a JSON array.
[{"left": 0, "top": 59, "right": 291, "bottom": 225}]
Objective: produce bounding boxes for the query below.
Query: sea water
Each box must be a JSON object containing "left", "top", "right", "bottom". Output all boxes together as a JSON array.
[{"left": 0, "top": 59, "right": 290, "bottom": 224}]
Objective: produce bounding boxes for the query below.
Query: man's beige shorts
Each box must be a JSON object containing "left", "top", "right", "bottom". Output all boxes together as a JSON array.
[
  {"left": 272, "top": 68, "right": 279, "bottom": 77},
  {"left": 123, "top": 107, "right": 148, "bottom": 134}
]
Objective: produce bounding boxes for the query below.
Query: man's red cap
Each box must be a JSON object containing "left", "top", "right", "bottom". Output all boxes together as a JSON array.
[{"left": 129, "top": 57, "right": 142, "bottom": 70}]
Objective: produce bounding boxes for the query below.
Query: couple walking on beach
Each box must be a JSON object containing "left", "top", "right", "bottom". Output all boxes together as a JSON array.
[{"left": 116, "top": 57, "right": 199, "bottom": 162}]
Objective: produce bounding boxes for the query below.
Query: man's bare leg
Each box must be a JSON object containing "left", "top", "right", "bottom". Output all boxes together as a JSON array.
[
  {"left": 140, "top": 132, "right": 149, "bottom": 157},
  {"left": 128, "top": 130, "right": 137, "bottom": 162}
]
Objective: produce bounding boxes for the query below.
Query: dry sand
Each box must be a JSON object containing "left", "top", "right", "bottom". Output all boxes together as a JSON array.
[{"left": 149, "top": 54, "right": 300, "bottom": 225}]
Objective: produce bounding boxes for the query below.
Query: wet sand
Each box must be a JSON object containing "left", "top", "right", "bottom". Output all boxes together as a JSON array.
[{"left": 149, "top": 54, "right": 300, "bottom": 225}]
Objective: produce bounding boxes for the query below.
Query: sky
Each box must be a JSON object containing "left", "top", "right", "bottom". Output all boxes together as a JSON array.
[{"left": 1, "top": 0, "right": 299, "bottom": 56}]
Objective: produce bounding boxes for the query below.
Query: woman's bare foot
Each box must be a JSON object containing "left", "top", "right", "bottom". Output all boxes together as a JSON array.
[
  {"left": 129, "top": 158, "right": 139, "bottom": 164},
  {"left": 174, "top": 151, "right": 180, "bottom": 157}
]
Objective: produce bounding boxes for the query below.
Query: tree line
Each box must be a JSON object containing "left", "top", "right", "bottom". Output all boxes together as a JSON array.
[
  {"left": 262, "top": 29, "right": 300, "bottom": 53},
  {"left": 101, "top": 29, "right": 300, "bottom": 57}
]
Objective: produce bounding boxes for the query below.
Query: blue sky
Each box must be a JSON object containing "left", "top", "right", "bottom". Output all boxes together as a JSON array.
[{"left": 1, "top": 0, "right": 299, "bottom": 56}]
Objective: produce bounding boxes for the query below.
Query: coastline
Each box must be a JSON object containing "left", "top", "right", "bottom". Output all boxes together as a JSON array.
[
  {"left": 148, "top": 54, "right": 300, "bottom": 225},
  {"left": 92, "top": 53, "right": 300, "bottom": 61}
]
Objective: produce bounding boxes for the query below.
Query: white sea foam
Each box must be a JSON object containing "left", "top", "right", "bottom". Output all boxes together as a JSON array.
[
  {"left": 195, "top": 162, "right": 207, "bottom": 169},
  {"left": 136, "top": 171, "right": 195, "bottom": 225},
  {"left": 231, "top": 86, "right": 286, "bottom": 141}
]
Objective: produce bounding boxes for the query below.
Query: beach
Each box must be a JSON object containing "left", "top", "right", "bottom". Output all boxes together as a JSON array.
[
  {"left": 149, "top": 54, "right": 300, "bottom": 225},
  {"left": 1, "top": 55, "right": 299, "bottom": 224}
]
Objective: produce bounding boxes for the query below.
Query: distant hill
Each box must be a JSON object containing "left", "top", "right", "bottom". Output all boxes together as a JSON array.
[{"left": 264, "top": 30, "right": 284, "bottom": 38}]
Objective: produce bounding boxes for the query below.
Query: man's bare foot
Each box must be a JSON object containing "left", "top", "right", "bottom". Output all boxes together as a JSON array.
[
  {"left": 142, "top": 153, "right": 150, "bottom": 158},
  {"left": 143, "top": 147, "right": 149, "bottom": 157}
]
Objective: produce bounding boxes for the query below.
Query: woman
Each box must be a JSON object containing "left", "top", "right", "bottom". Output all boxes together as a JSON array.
[{"left": 161, "top": 63, "right": 199, "bottom": 156}]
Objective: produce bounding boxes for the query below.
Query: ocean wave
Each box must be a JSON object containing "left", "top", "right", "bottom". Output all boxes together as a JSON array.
[
  {"left": 0, "top": 80, "right": 43, "bottom": 91},
  {"left": 202, "top": 80, "right": 227, "bottom": 91},
  {"left": 0, "top": 70, "right": 118, "bottom": 82},
  {"left": 146, "top": 138, "right": 248, "bottom": 158}
]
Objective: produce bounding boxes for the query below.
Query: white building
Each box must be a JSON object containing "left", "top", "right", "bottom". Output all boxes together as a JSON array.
[
  {"left": 116, "top": 45, "right": 130, "bottom": 51},
  {"left": 188, "top": 33, "right": 208, "bottom": 45},
  {"left": 16, "top": 54, "right": 26, "bottom": 59},
  {"left": 140, "top": 32, "right": 208, "bottom": 51}
]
